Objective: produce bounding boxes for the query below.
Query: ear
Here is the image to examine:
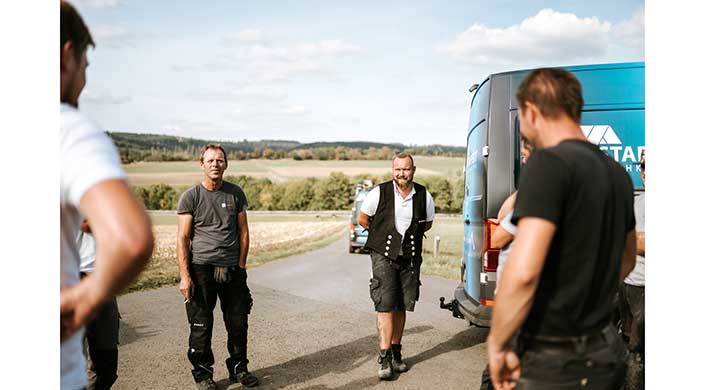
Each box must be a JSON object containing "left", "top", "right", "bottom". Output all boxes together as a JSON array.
[
  {"left": 524, "top": 102, "right": 540, "bottom": 128},
  {"left": 60, "top": 41, "right": 76, "bottom": 72}
]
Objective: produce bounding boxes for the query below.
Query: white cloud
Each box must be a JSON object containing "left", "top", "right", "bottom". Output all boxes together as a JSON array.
[
  {"left": 91, "top": 24, "right": 135, "bottom": 48},
  {"left": 187, "top": 85, "right": 288, "bottom": 103},
  {"left": 242, "top": 40, "right": 360, "bottom": 81},
  {"left": 73, "top": 0, "right": 123, "bottom": 9},
  {"left": 221, "top": 29, "right": 264, "bottom": 45},
  {"left": 441, "top": 8, "right": 642, "bottom": 66},
  {"left": 614, "top": 7, "right": 645, "bottom": 54},
  {"left": 81, "top": 90, "right": 131, "bottom": 105}
]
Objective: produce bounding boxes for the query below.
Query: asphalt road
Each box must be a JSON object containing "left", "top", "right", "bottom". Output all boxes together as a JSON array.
[{"left": 114, "top": 235, "right": 489, "bottom": 389}]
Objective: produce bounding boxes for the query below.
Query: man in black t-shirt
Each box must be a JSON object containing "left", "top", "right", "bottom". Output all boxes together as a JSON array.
[
  {"left": 487, "top": 68, "right": 637, "bottom": 390},
  {"left": 177, "top": 144, "right": 259, "bottom": 389}
]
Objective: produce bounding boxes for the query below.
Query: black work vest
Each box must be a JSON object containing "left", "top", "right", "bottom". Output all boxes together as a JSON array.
[{"left": 365, "top": 181, "right": 427, "bottom": 261}]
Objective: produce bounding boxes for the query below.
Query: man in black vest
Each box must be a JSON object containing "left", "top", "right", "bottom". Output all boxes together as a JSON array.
[
  {"left": 487, "top": 68, "right": 636, "bottom": 389},
  {"left": 358, "top": 153, "right": 436, "bottom": 380}
]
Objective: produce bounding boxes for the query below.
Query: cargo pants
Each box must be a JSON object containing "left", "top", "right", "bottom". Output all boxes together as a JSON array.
[{"left": 185, "top": 264, "right": 253, "bottom": 383}]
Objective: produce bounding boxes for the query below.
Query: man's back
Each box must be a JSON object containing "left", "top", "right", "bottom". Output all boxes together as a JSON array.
[{"left": 513, "top": 139, "right": 635, "bottom": 337}]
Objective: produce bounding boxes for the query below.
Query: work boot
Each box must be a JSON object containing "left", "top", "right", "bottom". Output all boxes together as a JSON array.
[
  {"left": 391, "top": 344, "right": 409, "bottom": 373},
  {"left": 195, "top": 377, "right": 217, "bottom": 390},
  {"left": 377, "top": 349, "right": 394, "bottom": 380},
  {"left": 229, "top": 363, "right": 259, "bottom": 387}
]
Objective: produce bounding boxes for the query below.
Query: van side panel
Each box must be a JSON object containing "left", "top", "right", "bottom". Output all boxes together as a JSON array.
[{"left": 462, "top": 79, "right": 490, "bottom": 303}]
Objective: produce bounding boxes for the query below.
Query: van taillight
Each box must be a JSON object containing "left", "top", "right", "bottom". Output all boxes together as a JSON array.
[
  {"left": 483, "top": 219, "right": 499, "bottom": 272},
  {"left": 350, "top": 223, "right": 355, "bottom": 232}
]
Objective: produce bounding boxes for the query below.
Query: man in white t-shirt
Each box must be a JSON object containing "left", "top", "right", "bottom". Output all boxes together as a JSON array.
[{"left": 61, "top": 2, "right": 154, "bottom": 388}]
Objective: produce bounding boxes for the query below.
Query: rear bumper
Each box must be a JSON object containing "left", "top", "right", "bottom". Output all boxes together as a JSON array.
[{"left": 454, "top": 284, "right": 492, "bottom": 328}]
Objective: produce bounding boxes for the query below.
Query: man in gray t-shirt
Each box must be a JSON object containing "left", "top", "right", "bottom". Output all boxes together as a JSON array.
[
  {"left": 178, "top": 181, "right": 248, "bottom": 266},
  {"left": 176, "top": 144, "right": 259, "bottom": 389}
]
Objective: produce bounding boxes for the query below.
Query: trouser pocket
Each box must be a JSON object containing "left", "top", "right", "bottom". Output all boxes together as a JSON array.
[{"left": 369, "top": 277, "right": 382, "bottom": 305}]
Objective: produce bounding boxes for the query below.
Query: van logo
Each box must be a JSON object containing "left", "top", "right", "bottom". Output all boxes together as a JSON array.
[
  {"left": 581, "top": 125, "right": 622, "bottom": 145},
  {"left": 581, "top": 125, "right": 644, "bottom": 173}
]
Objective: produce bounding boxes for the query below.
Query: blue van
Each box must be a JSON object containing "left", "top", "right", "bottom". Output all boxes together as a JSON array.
[{"left": 441, "top": 62, "right": 645, "bottom": 327}]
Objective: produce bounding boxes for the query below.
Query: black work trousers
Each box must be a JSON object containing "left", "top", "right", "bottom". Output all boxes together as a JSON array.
[
  {"left": 84, "top": 296, "right": 119, "bottom": 390},
  {"left": 517, "top": 325, "right": 628, "bottom": 389},
  {"left": 185, "top": 264, "right": 253, "bottom": 383}
]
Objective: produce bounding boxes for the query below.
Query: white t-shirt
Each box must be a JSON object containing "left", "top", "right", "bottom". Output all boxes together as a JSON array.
[
  {"left": 78, "top": 231, "right": 97, "bottom": 273},
  {"left": 496, "top": 209, "right": 517, "bottom": 286},
  {"left": 359, "top": 182, "right": 435, "bottom": 251},
  {"left": 624, "top": 193, "right": 645, "bottom": 286},
  {"left": 60, "top": 103, "right": 125, "bottom": 389}
]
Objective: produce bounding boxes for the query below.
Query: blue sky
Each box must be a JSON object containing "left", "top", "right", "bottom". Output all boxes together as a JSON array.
[{"left": 74, "top": 0, "right": 644, "bottom": 146}]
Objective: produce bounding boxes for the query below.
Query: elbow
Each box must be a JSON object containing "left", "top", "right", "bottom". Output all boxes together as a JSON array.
[
  {"left": 129, "top": 230, "right": 154, "bottom": 265},
  {"left": 514, "top": 269, "right": 539, "bottom": 289}
]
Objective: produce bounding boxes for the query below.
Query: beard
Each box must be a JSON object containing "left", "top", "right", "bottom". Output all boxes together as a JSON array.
[{"left": 393, "top": 176, "right": 412, "bottom": 189}]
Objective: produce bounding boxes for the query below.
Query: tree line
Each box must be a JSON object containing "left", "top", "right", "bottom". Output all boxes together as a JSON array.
[
  {"left": 132, "top": 172, "right": 465, "bottom": 214},
  {"left": 109, "top": 132, "right": 465, "bottom": 163}
]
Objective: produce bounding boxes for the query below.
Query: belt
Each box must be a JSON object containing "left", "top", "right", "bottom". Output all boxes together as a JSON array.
[{"left": 520, "top": 323, "right": 615, "bottom": 355}]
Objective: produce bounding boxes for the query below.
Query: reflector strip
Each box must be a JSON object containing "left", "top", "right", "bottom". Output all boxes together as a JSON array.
[{"left": 480, "top": 299, "right": 495, "bottom": 307}]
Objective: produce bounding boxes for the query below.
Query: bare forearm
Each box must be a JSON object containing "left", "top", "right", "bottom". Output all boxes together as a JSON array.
[
  {"left": 177, "top": 236, "right": 191, "bottom": 278},
  {"left": 488, "top": 261, "right": 538, "bottom": 349},
  {"left": 239, "top": 229, "right": 250, "bottom": 266},
  {"left": 90, "top": 238, "right": 152, "bottom": 300},
  {"left": 620, "top": 230, "right": 637, "bottom": 280},
  {"left": 636, "top": 232, "right": 645, "bottom": 256},
  {"left": 491, "top": 227, "right": 513, "bottom": 249},
  {"left": 358, "top": 213, "right": 370, "bottom": 229}
]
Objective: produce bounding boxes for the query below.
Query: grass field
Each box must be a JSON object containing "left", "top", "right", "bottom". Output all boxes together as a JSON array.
[
  {"left": 130, "top": 212, "right": 464, "bottom": 292},
  {"left": 128, "top": 212, "right": 348, "bottom": 292},
  {"left": 123, "top": 156, "right": 464, "bottom": 186},
  {"left": 420, "top": 215, "right": 464, "bottom": 281}
]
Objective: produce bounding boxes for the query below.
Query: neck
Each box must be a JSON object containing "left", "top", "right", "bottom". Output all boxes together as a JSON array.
[
  {"left": 395, "top": 181, "right": 413, "bottom": 197},
  {"left": 202, "top": 177, "right": 223, "bottom": 191},
  {"left": 535, "top": 116, "right": 586, "bottom": 149}
]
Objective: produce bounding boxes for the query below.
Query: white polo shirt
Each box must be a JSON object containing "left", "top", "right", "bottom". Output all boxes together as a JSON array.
[{"left": 360, "top": 182, "right": 435, "bottom": 252}]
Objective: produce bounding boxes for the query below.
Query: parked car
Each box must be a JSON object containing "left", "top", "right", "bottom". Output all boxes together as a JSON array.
[{"left": 348, "top": 180, "right": 373, "bottom": 253}]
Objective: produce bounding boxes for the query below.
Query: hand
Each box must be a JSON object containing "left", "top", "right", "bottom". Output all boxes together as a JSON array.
[
  {"left": 60, "top": 278, "right": 103, "bottom": 342},
  {"left": 179, "top": 274, "right": 193, "bottom": 301},
  {"left": 238, "top": 262, "right": 247, "bottom": 270},
  {"left": 488, "top": 341, "right": 521, "bottom": 390}
]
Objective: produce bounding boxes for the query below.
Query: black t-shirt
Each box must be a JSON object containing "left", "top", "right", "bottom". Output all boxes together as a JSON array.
[
  {"left": 512, "top": 140, "right": 635, "bottom": 337},
  {"left": 177, "top": 181, "right": 248, "bottom": 266}
]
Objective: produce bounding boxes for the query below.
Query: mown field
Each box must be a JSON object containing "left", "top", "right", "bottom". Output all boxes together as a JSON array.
[
  {"left": 419, "top": 215, "right": 464, "bottom": 281},
  {"left": 131, "top": 212, "right": 465, "bottom": 293},
  {"left": 123, "top": 156, "right": 464, "bottom": 186},
  {"left": 128, "top": 212, "right": 349, "bottom": 292}
]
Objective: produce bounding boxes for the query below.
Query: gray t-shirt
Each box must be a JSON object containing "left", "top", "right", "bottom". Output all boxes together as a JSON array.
[{"left": 177, "top": 182, "right": 248, "bottom": 266}]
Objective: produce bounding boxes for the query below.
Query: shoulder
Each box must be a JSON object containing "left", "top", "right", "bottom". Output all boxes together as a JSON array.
[
  {"left": 179, "top": 185, "right": 200, "bottom": 201},
  {"left": 224, "top": 181, "right": 244, "bottom": 193},
  {"left": 413, "top": 182, "right": 427, "bottom": 192}
]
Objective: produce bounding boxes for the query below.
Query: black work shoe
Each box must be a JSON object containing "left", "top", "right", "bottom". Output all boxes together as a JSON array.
[
  {"left": 391, "top": 344, "right": 409, "bottom": 373},
  {"left": 229, "top": 367, "right": 259, "bottom": 387},
  {"left": 377, "top": 349, "right": 394, "bottom": 380},
  {"left": 195, "top": 377, "right": 217, "bottom": 390}
]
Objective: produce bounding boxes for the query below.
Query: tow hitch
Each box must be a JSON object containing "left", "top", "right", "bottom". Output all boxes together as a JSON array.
[{"left": 439, "top": 296, "right": 465, "bottom": 320}]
